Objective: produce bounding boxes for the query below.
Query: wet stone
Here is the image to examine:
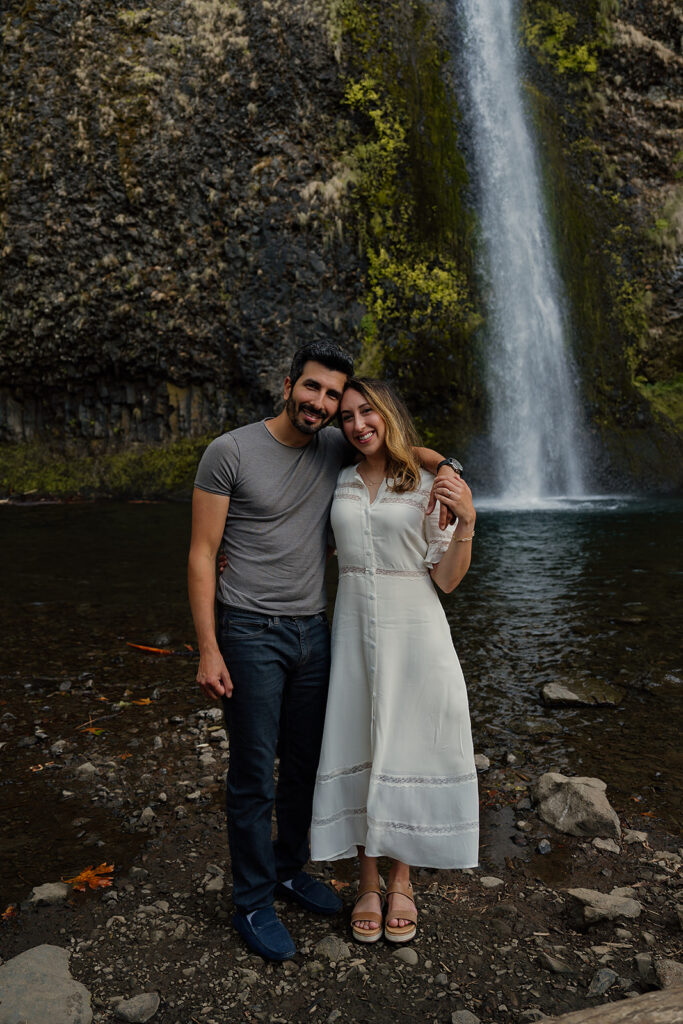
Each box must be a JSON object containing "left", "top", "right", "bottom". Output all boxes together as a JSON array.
[
  {"left": 538, "top": 951, "right": 573, "bottom": 975},
  {"left": 567, "top": 887, "right": 642, "bottom": 922},
  {"left": 587, "top": 967, "right": 618, "bottom": 995},
  {"left": 313, "top": 935, "right": 350, "bottom": 962},
  {"left": 542, "top": 679, "right": 624, "bottom": 707},
  {"left": 29, "top": 882, "right": 71, "bottom": 905},
  {"left": 393, "top": 947, "right": 418, "bottom": 965},
  {"left": 508, "top": 717, "right": 562, "bottom": 736},
  {"left": 114, "top": 992, "right": 161, "bottom": 1022},
  {"left": 451, "top": 1012, "right": 481, "bottom": 1024},
  {"left": 593, "top": 837, "right": 621, "bottom": 854},
  {"left": 139, "top": 807, "right": 156, "bottom": 827},
  {"left": 654, "top": 958, "right": 683, "bottom": 989}
]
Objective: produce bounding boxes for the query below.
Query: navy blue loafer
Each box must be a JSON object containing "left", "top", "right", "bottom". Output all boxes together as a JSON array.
[
  {"left": 232, "top": 907, "right": 296, "bottom": 961},
  {"left": 274, "top": 871, "right": 342, "bottom": 915}
]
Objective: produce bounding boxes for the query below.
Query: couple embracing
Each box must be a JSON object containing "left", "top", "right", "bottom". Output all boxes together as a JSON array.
[{"left": 188, "top": 341, "right": 479, "bottom": 961}]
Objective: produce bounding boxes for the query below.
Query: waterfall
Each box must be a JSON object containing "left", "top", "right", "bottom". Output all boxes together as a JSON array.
[{"left": 456, "top": 0, "right": 586, "bottom": 500}]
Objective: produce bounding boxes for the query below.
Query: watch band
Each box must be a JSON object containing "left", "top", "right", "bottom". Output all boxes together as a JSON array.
[{"left": 435, "top": 457, "right": 463, "bottom": 476}]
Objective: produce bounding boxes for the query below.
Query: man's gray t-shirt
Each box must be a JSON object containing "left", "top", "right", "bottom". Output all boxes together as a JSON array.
[{"left": 194, "top": 420, "right": 350, "bottom": 616}]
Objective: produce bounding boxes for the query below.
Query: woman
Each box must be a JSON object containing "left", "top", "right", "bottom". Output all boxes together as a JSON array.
[{"left": 310, "top": 379, "right": 479, "bottom": 944}]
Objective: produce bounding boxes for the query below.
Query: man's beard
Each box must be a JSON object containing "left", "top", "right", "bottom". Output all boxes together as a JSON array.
[{"left": 285, "top": 397, "right": 332, "bottom": 435}]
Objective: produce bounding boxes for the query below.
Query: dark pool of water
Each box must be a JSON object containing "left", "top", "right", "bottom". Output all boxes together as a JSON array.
[{"left": 1, "top": 497, "right": 681, "bottom": 905}]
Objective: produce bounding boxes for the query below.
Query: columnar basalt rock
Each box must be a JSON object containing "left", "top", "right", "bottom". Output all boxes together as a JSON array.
[{"left": 0, "top": 0, "right": 681, "bottom": 495}]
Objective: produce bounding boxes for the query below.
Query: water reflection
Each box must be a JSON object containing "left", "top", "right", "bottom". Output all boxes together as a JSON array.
[{"left": 449, "top": 498, "right": 683, "bottom": 827}]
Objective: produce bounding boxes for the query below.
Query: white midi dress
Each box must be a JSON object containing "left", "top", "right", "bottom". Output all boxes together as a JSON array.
[{"left": 311, "top": 466, "right": 479, "bottom": 869}]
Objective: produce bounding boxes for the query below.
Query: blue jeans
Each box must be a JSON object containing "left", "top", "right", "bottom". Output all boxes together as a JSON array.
[{"left": 218, "top": 605, "right": 331, "bottom": 913}]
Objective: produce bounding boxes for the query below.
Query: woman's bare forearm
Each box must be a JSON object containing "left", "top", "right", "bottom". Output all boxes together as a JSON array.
[
  {"left": 428, "top": 474, "right": 476, "bottom": 593},
  {"left": 430, "top": 515, "right": 475, "bottom": 593}
]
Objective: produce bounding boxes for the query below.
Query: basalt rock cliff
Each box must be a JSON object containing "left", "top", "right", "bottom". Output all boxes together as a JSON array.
[{"left": 0, "top": 0, "right": 681, "bottom": 495}]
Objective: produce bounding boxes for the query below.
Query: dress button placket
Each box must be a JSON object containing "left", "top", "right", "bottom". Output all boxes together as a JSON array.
[{"left": 365, "top": 491, "right": 378, "bottom": 747}]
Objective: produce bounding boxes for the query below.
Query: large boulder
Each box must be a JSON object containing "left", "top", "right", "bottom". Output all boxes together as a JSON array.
[
  {"left": 532, "top": 773, "right": 621, "bottom": 839},
  {"left": 0, "top": 944, "right": 92, "bottom": 1024}
]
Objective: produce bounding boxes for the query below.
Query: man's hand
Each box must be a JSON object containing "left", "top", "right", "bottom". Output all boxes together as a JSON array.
[
  {"left": 431, "top": 473, "right": 475, "bottom": 530},
  {"left": 426, "top": 465, "right": 461, "bottom": 529},
  {"left": 197, "top": 647, "right": 233, "bottom": 700}
]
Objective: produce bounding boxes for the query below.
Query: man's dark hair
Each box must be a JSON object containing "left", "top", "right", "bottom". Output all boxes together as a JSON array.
[{"left": 288, "top": 340, "right": 354, "bottom": 386}]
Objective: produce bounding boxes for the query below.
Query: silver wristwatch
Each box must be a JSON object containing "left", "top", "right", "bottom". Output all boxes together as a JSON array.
[{"left": 435, "top": 457, "right": 463, "bottom": 476}]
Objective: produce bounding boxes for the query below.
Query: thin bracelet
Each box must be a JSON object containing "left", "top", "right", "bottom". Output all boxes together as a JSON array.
[{"left": 453, "top": 532, "right": 475, "bottom": 543}]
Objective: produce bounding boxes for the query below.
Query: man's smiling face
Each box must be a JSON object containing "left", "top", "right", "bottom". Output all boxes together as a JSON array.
[{"left": 283, "top": 360, "right": 347, "bottom": 436}]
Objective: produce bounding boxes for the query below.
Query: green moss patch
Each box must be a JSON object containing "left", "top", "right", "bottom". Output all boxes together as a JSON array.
[
  {"left": 0, "top": 437, "right": 212, "bottom": 500},
  {"left": 336, "top": 0, "right": 482, "bottom": 444},
  {"left": 634, "top": 375, "right": 683, "bottom": 432}
]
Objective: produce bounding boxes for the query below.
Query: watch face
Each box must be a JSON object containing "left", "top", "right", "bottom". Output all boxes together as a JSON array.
[{"left": 449, "top": 458, "right": 463, "bottom": 475}]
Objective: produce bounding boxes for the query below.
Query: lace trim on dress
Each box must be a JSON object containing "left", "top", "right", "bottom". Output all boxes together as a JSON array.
[
  {"left": 375, "top": 567, "right": 428, "bottom": 578},
  {"left": 374, "top": 770, "right": 477, "bottom": 787},
  {"left": 339, "top": 566, "right": 429, "bottom": 578},
  {"left": 335, "top": 489, "right": 362, "bottom": 503},
  {"left": 367, "top": 815, "right": 479, "bottom": 836},
  {"left": 311, "top": 806, "right": 367, "bottom": 827},
  {"left": 379, "top": 495, "right": 428, "bottom": 511},
  {"left": 316, "top": 761, "right": 372, "bottom": 783}
]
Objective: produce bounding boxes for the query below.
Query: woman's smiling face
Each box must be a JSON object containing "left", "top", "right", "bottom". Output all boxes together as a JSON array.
[{"left": 340, "top": 388, "right": 387, "bottom": 457}]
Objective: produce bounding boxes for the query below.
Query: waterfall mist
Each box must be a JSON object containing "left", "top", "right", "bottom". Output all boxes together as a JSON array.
[{"left": 456, "top": 0, "right": 587, "bottom": 501}]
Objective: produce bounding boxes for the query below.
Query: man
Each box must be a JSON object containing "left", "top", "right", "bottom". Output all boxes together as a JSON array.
[{"left": 188, "top": 340, "right": 459, "bottom": 960}]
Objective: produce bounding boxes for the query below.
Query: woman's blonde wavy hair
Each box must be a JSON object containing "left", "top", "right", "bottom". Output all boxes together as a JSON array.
[{"left": 341, "top": 378, "right": 421, "bottom": 493}]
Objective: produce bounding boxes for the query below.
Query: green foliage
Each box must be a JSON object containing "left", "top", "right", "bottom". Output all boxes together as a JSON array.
[
  {"left": 634, "top": 375, "right": 683, "bottom": 431},
  {"left": 674, "top": 150, "right": 683, "bottom": 182},
  {"left": 364, "top": 248, "right": 475, "bottom": 333},
  {"left": 336, "top": 0, "right": 480, "bottom": 439},
  {"left": 523, "top": 3, "right": 599, "bottom": 74},
  {"left": 0, "top": 437, "right": 212, "bottom": 499},
  {"left": 647, "top": 188, "right": 683, "bottom": 253}
]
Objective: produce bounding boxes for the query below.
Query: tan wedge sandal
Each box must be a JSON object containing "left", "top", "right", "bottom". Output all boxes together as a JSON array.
[
  {"left": 350, "top": 881, "right": 384, "bottom": 944},
  {"left": 384, "top": 879, "right": 417, "bottom": 943}
]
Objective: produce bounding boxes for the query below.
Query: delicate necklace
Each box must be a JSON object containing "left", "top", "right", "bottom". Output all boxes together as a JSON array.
[{"left": 360, "top": 464, "right": 387, "bottom": 485}]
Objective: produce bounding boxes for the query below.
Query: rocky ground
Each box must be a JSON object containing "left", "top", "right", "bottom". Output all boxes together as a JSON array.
[{"left": 2, "top": 699, "right": 682, "bottom": 1024}]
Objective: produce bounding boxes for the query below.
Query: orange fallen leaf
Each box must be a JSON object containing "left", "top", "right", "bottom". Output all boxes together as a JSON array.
[
  {"left": 120, "top": 752, "right": 132, "bottom": 760},
  {"left": 330, "top": 879, "right": 350, "bottom": 893},
  {"left": 184, "top": 643, "right": 194, "bottom": 652},
  {"left": 639, "top": 811, "right": 656, "bottom": 818},
  {"left": 2, "top": 905, "right": 17, "bottom": 920},
  {"left": 97, "top": 696, "right": 108, "bottom": 702},
  {"left": 131, "top": 698, "right": 152, "bottom": 706},
  {"left": 28, "top": 761, "right": 56, "bottom": 772},
  {"left": 63, "top": 862, "right": 114, "bottom": 891},
  {"left": 127, "top": 643, "right": 172, "bottom": 655}
]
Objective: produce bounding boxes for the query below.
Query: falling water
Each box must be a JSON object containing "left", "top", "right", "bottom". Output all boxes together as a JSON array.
[{"left": 456, "top": 0, "right": 586, "bottom": 500}]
